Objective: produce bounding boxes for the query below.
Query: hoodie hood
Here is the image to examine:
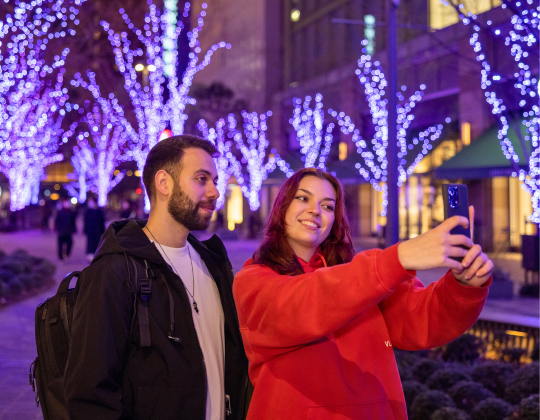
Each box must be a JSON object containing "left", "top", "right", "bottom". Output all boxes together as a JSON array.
[
  {"left": 242, "top": 248, "right": 326, "bottom": 274},
  {"left": 93, "top": 218, "right": 166, "bottom": 266}
]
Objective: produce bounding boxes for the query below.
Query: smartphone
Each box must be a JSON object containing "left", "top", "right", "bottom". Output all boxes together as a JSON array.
[{"left": 442, "top": 183, "right": 470, "bottom": 262}]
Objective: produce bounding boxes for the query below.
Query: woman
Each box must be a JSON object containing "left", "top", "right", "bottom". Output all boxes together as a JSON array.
[{"left": 233, "top": 168, "right": 493, "bottom": 420}]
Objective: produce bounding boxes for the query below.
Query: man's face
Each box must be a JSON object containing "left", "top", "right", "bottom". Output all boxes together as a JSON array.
[{"left": 167, "top": 148, "right": 219, "bottom": 231}]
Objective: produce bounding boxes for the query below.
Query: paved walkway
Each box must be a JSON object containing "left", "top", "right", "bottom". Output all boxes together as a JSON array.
[{"left": 0, "top": 229, "right": 537, "bottom": 419}]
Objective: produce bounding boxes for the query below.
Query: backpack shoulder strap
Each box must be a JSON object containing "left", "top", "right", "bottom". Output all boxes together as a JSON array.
[
  {"left": 124, "top": 255, "right": 181, "bottom": 348},
  {"left": 126, "top": 255, "right": 152, "bottom": 348}
]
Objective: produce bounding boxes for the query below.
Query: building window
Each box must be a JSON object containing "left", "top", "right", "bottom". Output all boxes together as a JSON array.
[{"left": 429, "top": 0, "right": 502, "bottom": 30}]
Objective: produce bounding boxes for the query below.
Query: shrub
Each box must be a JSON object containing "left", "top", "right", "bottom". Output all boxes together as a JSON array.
[
  {"left": 0, "top": 281, "right": 8, "bottom": 299},
  {"left": 410, "top": 390, "right": 455, "bottom": 420},
  {"left": 427, "top": 366, "right": 471, "bottom": 392},
  {"left": 33, "top": 259, "right": 56, "bottom": 278},
  {"left": 0, "top": 252, "right": 56, "bottom": 304},
  {"left": 394, "top": 349, "right": 421, "bottom": 381},
  {"left": 471, "top": 397, "right": 513, "bottom": 420},
  {"left": 442, "top": 334, "right": 484, "bottom": 364},
  {"left": 501, "top": 347, "right": 528, "bottom": 364},
  {"left": 0, "top": 269, "right": 13, "bottom": 282},
  {"left": 504, "top": 362, "right": 539, "bottom": 404},
  {"left": 431, "top": 407, "right": 470, "bottom": 420},
  {"left": 0, "top": 258, "right": 29, "bottom": 274},
  {"left": 412, "top": 358, "right": 444, "bottom": 383},
  {"left": 448, "top": 380, "right": 495, "bottom": 412},
  {"left": 531, "top": 343, "right": 539, "bottom": 362},
  {"left": 519, "top": 283, "right": 539, "bottom": 298},
  {"left": 5, "top": 277, "right": 24, "bottom": 297},
  {"left": 517, "top": 394, "right": 539, "bottom": 420},
  {"left": 17, "top": 273, "right": 42, "bottom": 291},
  {"left": 472, "top": 361, "right": 516, "bottom": 398},
  {"left": 402, "top": 380, "right": 428, "bottom": 414}
]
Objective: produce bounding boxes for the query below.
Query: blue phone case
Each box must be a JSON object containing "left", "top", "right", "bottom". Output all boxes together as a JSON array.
[{"left": 443, "top": 184, "right": 470, "bottom": 262}]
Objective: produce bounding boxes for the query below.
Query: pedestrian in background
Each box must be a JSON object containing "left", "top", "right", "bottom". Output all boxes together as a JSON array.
[
  {"left": 83, "top": 197, "right": 105, "bottom": 262},
  {"left": 55, "top": 198, "right": 77, "bottom": 262}
]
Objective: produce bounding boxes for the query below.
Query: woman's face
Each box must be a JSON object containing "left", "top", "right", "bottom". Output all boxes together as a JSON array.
[{"left": 284, "top": 176, "right": 336, "bottom": 261}]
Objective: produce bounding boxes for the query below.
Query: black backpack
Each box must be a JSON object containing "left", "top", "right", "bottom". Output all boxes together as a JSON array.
[{"left": 29, "top": 254, "right": 168, "bottom": 420}]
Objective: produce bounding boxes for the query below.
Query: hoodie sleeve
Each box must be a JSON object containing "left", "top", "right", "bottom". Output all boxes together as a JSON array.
[
  {"left": 379, "top": 270, "right": 491, "bottom": 350},
  {"left": 233, "top": 244, "right": 414, "bottom": 363},
  {"left": 64, "top": 260, "right": 133, "bottom": 420}
]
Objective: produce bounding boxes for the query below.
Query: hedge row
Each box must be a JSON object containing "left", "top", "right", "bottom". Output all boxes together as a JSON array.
[
  {"left": 0, "top": 249, "right": 56, "bottom": 303},
  {"left": 396, "top": 334, "right": 540, "bottom": 420}
]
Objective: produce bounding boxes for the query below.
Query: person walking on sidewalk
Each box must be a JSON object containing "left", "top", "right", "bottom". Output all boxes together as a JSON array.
[
  {"left": 64, "top": 135, "right": 249, "bottom": 420},
  {"left": 55, "top": 198, "right": 77, "bottom": 261},
  {"left": 83, "top": 196, "right": 105, "bottom": 262}
]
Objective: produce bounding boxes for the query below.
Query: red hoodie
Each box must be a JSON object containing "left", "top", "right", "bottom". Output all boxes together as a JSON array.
[{"left": 233, "top": 244, "right": 490, "bottom": 420}]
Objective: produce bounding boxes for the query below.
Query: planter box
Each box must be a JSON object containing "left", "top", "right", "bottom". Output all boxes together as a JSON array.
[{"left": 488, "top": 281, "right": 514, "bottom": 299}]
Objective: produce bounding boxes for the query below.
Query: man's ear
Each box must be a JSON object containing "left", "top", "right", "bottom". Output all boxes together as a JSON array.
[{"left": 154, "top": 170, "right": 172, "bottom": 198}]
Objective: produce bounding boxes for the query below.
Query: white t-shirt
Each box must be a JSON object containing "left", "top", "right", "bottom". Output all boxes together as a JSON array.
[{"left": 153, "top": 242, "right": 225, "bottom": 420}]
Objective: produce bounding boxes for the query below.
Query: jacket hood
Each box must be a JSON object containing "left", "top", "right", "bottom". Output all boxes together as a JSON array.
[{"left": 93, "top": 218, "right": 166, "bottom": 266}]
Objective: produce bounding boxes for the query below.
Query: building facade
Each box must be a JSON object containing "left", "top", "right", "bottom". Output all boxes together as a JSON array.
[{"left": 192, "top": 0, "right": 537, "bottom": 250}]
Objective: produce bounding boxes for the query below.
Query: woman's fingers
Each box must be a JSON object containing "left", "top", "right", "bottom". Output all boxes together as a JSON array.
[
  {"left": 440, "top": 215, "right": 469, "bottom": 233},
  {"left": 474, "top": 258, "right": 494, "bottom": 279},
  {"left": 463, "top": 252, "right": 487, "bottom": 280},
  {"left": 461, "top": 244, "right": 482, "bottom": 268},
  {"left": 448, "top": 234, "right": 474, "bottom": 249}
]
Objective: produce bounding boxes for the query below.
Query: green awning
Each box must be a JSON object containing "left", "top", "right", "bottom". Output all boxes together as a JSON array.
[{"left": 435, "top": 121, "right": 532, "bottom": 179}]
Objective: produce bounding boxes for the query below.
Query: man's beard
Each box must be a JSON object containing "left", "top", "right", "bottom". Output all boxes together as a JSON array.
[{"left": 168, "top": 183, "right": 216, "bottom": 231}]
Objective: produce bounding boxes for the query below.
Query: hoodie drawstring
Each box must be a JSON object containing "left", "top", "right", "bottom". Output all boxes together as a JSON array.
[{"left": 318, "top": 253, "right": 327, "bottom": 268}]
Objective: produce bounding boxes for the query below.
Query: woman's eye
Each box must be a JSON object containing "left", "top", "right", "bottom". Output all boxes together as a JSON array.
[
  {"left": 324, "top": 205, "right": 335, "bottom": 211},
  {"left": 295, "top": 196, "right": 307, "bottom": 201},
  {"left": 197, "top": 177, "right": 206, "bottom": 182}
]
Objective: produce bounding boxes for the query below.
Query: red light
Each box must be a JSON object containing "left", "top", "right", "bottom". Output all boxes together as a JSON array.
[
  {"left": 136, "top": 188, "right": 142, "bottom": 195},
  {"left": 159, "top": 129, "right": 172, "bottom": 141}
]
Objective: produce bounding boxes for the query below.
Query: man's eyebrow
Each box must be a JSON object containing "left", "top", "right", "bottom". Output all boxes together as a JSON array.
[{"left": 298, "top": 188, "right": 336, "bottom": 202}]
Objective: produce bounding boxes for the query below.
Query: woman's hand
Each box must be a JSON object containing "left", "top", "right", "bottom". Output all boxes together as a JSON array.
[
  {"left": 398, "top": 216, "right": 473, "bottom": 271},
  {"left": 397, "top": 206, "right": 493, "bottom": 287},
  {"left": 450, "top": 207, "right": 493, "bottom": 287}
]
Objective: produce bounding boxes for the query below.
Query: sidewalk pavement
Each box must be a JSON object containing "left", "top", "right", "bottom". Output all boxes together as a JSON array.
[{"left": 0, "top": 229, "right": 537, "bottom": 419}]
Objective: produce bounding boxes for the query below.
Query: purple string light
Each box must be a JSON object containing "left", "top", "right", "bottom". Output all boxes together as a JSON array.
[
  {"left": 0, "top": 0, "right": 85, "bottom": 211},
  {"left": 443, "top": 0, "right": 540, "bottom": 222}
]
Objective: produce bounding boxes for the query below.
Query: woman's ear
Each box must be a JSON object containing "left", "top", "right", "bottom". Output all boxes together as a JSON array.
[{"left": 154, "top": 170, "right": 172, "bottom": 198}]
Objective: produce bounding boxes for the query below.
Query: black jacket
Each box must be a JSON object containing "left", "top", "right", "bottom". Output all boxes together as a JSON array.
[
  {"left": 64, "top": 219, "right": 249, "bottom": 420},
  {"left": 55, "top": 208, "right": 77, "bottom": 236}
]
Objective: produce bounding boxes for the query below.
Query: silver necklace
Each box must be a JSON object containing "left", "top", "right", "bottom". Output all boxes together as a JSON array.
[{"left": 145, "top": 226, "right": 199, "bottom": 314}]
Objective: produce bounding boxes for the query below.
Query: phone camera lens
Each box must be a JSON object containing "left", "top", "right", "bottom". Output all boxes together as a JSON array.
[{"left": 448, "top": 186, "right": 459, "bottom": 208}]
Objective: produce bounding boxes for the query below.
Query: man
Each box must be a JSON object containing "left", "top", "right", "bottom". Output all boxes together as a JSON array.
[
  {"left": 64, "top": 135, "right": 249, "bottom": 420},
  {"left": 55, "top": 198, "right": 77, "bottom": 261}
]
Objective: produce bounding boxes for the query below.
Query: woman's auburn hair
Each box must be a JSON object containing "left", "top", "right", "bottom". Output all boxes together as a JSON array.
[{"left": 252, "top": 168, "right": 355, "bottom": 275}]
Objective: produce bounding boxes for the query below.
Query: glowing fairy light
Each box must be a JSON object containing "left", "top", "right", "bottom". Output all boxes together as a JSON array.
[
  {"left": 167, "top": 2, "right": 231, "bottom": 136},
  {"left": 65, "top": 72, "right": 128, "bottom": 207},
  {"left": 0, "top": 0, "right": 85, "bottom": 211},
  {"left": 197, "top": 118, "right": 243, "bottom": 210},
  {"left": 442, "top": 0, "right": 540, "bottom": 222},
  {"left": 163, "top": 0, "right": 178, "bottom": 77},
  {"left": 99, "top": 1, "right": 229, "bottom": 211},
  {"left": 329, "top": 50, "right": 447, "bottom": 216},
  {"left": 290, "top": 94, "right": 335, "bottom": 171},
  {"left": 228, "top": 110, "right": 291, "bottom": 210}
]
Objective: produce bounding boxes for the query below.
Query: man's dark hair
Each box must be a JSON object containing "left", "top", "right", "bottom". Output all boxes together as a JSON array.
[{"left": 143, "top": 134, "right": 218, "bottom": 203}]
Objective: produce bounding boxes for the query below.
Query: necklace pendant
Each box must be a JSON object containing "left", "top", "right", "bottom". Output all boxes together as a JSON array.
[{"left": 193, "top": 300, "right": 199, "bottom": 314}]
